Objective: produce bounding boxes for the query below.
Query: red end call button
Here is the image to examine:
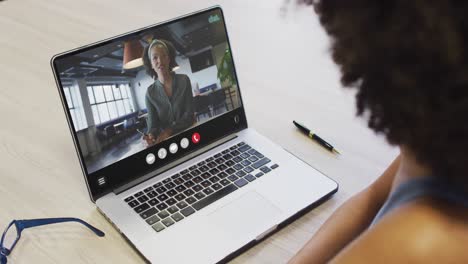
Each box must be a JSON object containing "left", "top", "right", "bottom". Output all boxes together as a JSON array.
[{"left": 192, "top": 133, "right": 200, "bottom": 144}]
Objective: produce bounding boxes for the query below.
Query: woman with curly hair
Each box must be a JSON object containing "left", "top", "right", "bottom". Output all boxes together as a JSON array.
[{"left": 289, "top": 1, "right": 468, "bottom": 263}]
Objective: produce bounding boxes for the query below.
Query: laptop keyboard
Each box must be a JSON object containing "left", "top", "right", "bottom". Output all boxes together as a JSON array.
[{"left": 123, "top": 142, "right": 279, "bottom": 233}]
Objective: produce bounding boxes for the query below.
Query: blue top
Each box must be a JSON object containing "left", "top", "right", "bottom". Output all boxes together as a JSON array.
[{"left": 371, "top": 176, "right": 468, "bottom": 226}]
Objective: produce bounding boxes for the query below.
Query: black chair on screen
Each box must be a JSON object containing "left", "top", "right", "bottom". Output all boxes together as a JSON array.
[
  {"left": 210, "top": 89, "right": 227, "bottom": 116},
  {"left": 194, "top": 95, "right": 212, "bottom": 122}
]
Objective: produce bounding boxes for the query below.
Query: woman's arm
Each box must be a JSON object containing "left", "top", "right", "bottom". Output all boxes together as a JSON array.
[{"left": 288, "top": 155, "right": 400, "bottom": 264}]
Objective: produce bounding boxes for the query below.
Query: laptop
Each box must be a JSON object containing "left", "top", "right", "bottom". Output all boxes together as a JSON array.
[{"left": 50, "top": 6, "right": 338, "bottom": 263}]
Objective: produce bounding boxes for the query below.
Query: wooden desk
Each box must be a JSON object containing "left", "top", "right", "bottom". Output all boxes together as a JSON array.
[{"left": 0, "top": 0, "right": 398, "bottom": 263}]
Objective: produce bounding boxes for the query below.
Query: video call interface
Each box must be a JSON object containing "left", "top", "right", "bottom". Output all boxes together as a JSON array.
[{"left": 55, "top": 10, "right": 241, "bottom": 173}]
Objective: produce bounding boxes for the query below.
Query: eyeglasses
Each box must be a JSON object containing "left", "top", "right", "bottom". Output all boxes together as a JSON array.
[{"left": 0, "top": 217, "right": 105, "bottom": 264}]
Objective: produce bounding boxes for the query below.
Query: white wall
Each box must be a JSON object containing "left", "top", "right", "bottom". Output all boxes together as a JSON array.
[{"left": 131, "top": 70, "right": 154, "bottom": 110}]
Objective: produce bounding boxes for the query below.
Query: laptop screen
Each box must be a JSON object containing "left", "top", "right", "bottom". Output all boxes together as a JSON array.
[{"left": 52, "top": 7, "right": 246, "bottom": 198}]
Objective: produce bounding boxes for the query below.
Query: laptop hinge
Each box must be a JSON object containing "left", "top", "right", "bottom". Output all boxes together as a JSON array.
[{"left": 113, "top": 134, "right": 238, "bottom": 195}]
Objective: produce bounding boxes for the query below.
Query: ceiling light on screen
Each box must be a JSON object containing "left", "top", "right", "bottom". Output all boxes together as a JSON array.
[{"left": 123, "top": 40, "right": 144, "bottom": 69}]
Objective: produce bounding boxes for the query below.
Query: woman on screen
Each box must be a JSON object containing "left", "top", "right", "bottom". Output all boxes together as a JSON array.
[{"left": 142, "top": 39, "right": 195, "bottom": 145}]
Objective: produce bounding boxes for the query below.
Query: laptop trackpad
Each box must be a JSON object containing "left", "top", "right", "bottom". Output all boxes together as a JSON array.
[{"left": 209, "top": 191, "right": 282, "bottom": 237}]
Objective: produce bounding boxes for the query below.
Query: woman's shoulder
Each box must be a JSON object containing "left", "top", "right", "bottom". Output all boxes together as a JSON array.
[
  {"left": 174, "top": 74, "right": 192, "bottom": 92},
  {"left": 331, "top": 199, "right": 468, "bottom": 263},
  {"left": 388, "top": 198, "right": 468, "bottom": 242},
  {"left": 378, "top": 200, "right": 468, "bottom": 259},
  {"left": 146, "top": 82, "right": 158, "bottom": 96},
  {"left": 174, "top": 73, "right": 190, "bottom": 82}
]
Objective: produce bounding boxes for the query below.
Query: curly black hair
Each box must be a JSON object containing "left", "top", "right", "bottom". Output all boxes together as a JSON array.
[
  {"left": 142, "top": 39, "right": 178, "bottom": 79},
  {"left": 299, "top": 0, "right": 468, "bottom": 188}
]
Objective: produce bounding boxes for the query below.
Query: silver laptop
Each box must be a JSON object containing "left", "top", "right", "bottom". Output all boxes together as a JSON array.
[{"left": 50, "top": 6, "right": 337, "bottom": 263}]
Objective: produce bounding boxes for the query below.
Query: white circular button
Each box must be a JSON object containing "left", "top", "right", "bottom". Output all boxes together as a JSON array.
[
  {"left": 158, "top": 148, "right": 167, "bottom": 159},
  {"left": 180, "top": 138, "right": 189, "bottom": 149},
  {"left": 146, "top": 153, "right": 156, "bottom": 164},
  {"left": 169, "top": 143, "right": 178, "bottom": 154}
]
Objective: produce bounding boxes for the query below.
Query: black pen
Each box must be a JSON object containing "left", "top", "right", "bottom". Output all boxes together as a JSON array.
[
  {"left": 293, "top": 120, "right": 341, "bottom": 155},
  {"left": 137, "top": 129, "right": 147, "bottom": 136}
]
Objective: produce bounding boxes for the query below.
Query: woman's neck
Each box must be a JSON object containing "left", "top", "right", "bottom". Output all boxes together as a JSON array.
[
  {"left": 391, "top": 146, "right": 432, "bottom": 192},
  {"left": 158, "top": 71, "right": 172, "bottom": 85},
  {"left": 157, "top": 71, "right": 173, "bottom": 97}
]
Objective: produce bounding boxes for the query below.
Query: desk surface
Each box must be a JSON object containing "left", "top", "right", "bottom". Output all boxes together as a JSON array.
[{"left": 0, "top": 0, "right": 398, "bottom": 263}]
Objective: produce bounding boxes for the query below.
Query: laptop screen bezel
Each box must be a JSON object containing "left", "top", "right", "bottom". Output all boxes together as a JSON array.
[{"left": 50, "top": 6, "right": 248, "bottom": 201}]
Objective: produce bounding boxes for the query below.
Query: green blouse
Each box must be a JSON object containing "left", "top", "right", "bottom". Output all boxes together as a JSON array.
[{"left": 145, "top": 73, "right": 195, "bottom": 138}]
